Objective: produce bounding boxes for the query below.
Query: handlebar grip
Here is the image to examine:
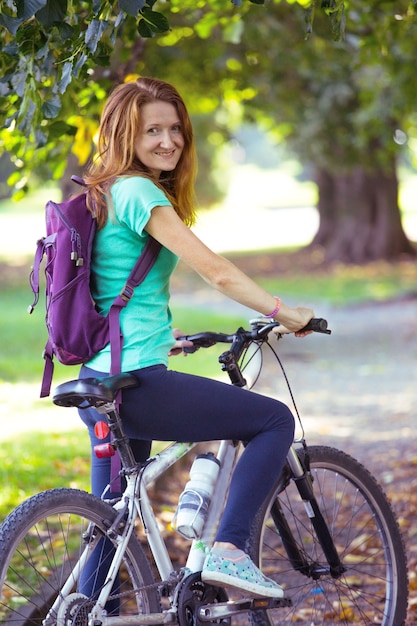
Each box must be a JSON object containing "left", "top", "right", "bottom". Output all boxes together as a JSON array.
[
  {"left": 301, "top": 318, "right": 331, "bottom": 334},
  {"left": 183, "top": 345, "right": 199, "bottom": 354}
]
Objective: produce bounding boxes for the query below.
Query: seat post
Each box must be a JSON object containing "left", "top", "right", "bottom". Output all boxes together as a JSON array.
[{"left": 97, "top": 402, "right": 137, "bottom": 469}]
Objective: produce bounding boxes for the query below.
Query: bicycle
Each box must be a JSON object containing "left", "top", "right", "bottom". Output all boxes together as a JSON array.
[{"left": 0, "top": 317, "right": 408, "bottom": 625}]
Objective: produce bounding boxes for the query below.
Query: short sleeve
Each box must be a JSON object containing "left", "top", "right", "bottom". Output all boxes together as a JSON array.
[{"left": 111, "top": 176, "right": 172, "bottom": 236}]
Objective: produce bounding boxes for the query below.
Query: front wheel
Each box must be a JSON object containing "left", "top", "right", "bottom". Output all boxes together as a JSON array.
[
  {"left": 248, "top": 445, "right": 408, "bottom": 625},
  {"left": 0, "top": 488, "right": 160, "bottom": 625}
]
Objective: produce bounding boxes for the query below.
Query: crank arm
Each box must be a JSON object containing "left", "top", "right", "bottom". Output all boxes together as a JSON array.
[{"left": 198, "top": 596, "right": 292, "bottom": 621}]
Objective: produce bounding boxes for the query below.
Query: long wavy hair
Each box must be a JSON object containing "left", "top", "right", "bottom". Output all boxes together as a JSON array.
[{"left": 84, "top": 78, "right": 197, "bottom": 227}]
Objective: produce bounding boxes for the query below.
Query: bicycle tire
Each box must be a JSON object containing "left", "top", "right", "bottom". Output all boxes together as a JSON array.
[
  {"left": 248, "top": 445, "right": 408, "bottom": 626},
  {"left": 0, "top": 488, "right": 161, "bottom": 625}
]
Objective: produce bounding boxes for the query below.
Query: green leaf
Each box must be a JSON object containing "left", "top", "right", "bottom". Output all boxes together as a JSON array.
[
  {"left": 36, "top": 0, "right": 68, "bottom": 28},
  {"left": 16, "top": 0, "right": 47, "bottom": 20},
  {"left": 10, "top": 71, "right": 27, "bottom": 98},
  {"left": 58, "top": 61, "right": 73, "bottom": 93},
  {"left": 56, "top": 21, "right": 74, "bottom": 41},
  {"left": 85, "top": 19, "right": 109, "bottom": 54},
  {"left": 0, "top": 15, "right": 22, "bottom": 35},
  {"left": 137, "top": 19, "right": 153, "bottom": 38},
  {"left": 48, "top": 120, "right": 77, "bottom": 138},
  {"left": 1, "top": 42, "right": 19, "bottom": 56},
  {"left": 0, "top": 83, "right": 9, "bottom": 97},
  {"left": 73, "top": 52, "right": 88, "bottom": 76},
  {"left": 94, "top": 42, "right": 112, "bottom": 67},
  {"left": 41, "top": 94, "right": 61, "bottom": 118},
  {"left": 140, "top": 8, "right": 169, "bottom": 33},
  {"left": 35, "top": 127, "right": 47, "bottom": 146},
  {"left": 119, "top": 0, "right": 146, "bottom": 17}
]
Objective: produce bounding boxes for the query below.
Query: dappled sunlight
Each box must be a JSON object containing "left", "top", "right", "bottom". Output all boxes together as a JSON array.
[
  {"left": 0, "top": 381, "right": 82, "bottom": 442},
  {"left": 193, "top": 164, "right": 319, "bottom": 253},
  {"left": 193, "top": 162, "right": 416, "bottom": 254}
]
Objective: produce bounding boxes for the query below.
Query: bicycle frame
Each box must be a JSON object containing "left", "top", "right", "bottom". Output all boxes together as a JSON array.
[
  {"left": 44, "top": 437, "right": 243, "bottom": 625},
  {"left": 47, "top": 436, "right": 344, "bottom": 626}
]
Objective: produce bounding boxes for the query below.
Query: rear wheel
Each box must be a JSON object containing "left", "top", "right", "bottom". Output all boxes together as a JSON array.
[
  {"left": 0, "top": 488, "right": 160, "bottom": 625},
  {"left": 248, "top": 445, "right": 408, "bottom": 625}
]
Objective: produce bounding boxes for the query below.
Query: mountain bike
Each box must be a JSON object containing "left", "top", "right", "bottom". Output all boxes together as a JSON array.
[{"left": 0, "top": 318, "right": 408, "bottom": 625}]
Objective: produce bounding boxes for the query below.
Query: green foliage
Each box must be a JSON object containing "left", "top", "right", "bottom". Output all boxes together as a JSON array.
[
  {"left": 0, "top": 0, "right": 168, "bottom": 186},
  {"left": 0, "top": 0, "right": 349, "bottom": 194},
  {"left": 0, "top": 431, "right": 91, "bottom": 520},
  {"left": 238, "top": 1, "right": 417, "bottom": 173}
]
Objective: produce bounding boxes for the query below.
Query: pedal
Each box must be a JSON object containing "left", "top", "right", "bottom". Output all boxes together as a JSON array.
[{"left": 198, "top": 596, "right": 292, "bottom": 621}]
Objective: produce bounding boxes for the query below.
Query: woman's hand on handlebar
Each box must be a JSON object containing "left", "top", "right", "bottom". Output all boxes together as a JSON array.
[
  {"left": 168, "top": 328, "right": 194, "bottom": 356},
  {"left": 274, "top": 305, "right": 315, "bottom": 337},
  {"left": 273, "top": 325, "right": 312, "bottom": 338}
]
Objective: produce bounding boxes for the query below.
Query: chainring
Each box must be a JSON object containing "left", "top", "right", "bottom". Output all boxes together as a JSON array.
[{"left": 177, "top": 572, "right": 231, "bottom": 626}]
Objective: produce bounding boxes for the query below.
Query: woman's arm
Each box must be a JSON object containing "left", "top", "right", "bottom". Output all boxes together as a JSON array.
[{"left": 145, "top": 204, "right": 314, "bottom": 332}]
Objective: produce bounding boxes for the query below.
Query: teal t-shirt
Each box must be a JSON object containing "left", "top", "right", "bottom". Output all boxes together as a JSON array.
[{"left": 86, "top": 176, "right": 178, "bottom": 372}]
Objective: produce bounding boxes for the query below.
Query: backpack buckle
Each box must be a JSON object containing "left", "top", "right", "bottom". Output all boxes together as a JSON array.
[{"left": 120, "top": 284, "right": 134, "bottom": 302}]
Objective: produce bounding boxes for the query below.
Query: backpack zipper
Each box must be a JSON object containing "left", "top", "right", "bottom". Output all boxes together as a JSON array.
[{"left": 52, "top": 201, "right": 84, "bottom": 266}]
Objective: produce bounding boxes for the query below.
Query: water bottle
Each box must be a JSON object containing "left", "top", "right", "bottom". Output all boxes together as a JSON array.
[{"left": 172, "top": 452, "right": 220, "bottom": 540}]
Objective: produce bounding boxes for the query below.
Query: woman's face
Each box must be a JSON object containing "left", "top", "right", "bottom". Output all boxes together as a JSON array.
[{"left": 134, "top": 100, "right": 185, "bottom": 178}]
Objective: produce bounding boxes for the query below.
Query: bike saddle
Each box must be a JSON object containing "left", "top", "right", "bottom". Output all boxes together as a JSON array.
[{"left": 52, "top": 373, "right": 139, "bottom": 408}]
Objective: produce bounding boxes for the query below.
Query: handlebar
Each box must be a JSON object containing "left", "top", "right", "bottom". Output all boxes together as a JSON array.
[
  {"left": 178, "top": 318, "right": 330, "bottom": 388},
  {"left": 179, "top": 317, "right": 331, "bottom": 354}
]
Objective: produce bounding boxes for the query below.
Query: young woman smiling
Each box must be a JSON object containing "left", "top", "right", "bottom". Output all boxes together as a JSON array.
[{"left": 79, "top": 77, "right": 314, "bottom": 598}]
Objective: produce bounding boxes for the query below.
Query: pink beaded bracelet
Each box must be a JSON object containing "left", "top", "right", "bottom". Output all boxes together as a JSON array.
[{"left": 264, "top": 297, "right": 281, "bottom": 318}]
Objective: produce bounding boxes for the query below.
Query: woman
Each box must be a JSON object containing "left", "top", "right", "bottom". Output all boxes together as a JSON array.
[{"left": 79, "top": 77, "right": 314, "bottom": 598}]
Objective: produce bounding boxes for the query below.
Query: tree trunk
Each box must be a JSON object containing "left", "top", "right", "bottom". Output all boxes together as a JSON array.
[{"left": 311, "top": 163, "right": 416, "bottom": 263}]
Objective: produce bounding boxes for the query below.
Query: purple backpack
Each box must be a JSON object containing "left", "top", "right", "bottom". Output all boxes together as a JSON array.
[{"left": 29, "top": 178, "right": 161, "bottom": 397}]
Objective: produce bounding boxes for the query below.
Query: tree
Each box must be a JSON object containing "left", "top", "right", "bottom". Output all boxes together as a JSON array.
[
  {"left": 1, "top": 0, "right": 415, "bottom": 263},
  {"left": 237, "top": 2, "right": 417, "bottom": 261},
  {"left": 126, "top": 1, "right": 417, "bottom": 262}
]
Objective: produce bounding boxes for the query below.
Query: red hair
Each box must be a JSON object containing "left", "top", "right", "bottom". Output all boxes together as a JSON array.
[{"left": 84, "top": 78, "right": 197, "bottom": 227}]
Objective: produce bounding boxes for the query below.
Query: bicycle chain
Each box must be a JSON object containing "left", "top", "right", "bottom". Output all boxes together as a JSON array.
[
  {"left": 106, "top": 574, "right": 180, "bottom": 602},
  {"left": 68, "top": 579, "right": 175, "bottom": 626}
]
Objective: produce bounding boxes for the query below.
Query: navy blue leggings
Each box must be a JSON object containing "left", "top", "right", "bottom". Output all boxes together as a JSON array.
[{"left": 78, "top": 364, "right": 294, "bottom": 550}]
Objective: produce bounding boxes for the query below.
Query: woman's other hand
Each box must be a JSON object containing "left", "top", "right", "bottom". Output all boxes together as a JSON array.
[{"left": 168, "top": 328, "right": 194, "bottom": 356}]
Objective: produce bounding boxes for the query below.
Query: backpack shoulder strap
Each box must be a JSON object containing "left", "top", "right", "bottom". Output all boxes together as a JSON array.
[
  {"left": 121, "top": 236, "right": 162, "bottom": 300},
  {"left": 108, "top": 236, "right": 162, "bottom": 379}
]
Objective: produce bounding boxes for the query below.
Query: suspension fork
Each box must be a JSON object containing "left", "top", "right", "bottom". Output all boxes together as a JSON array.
[{"left": 272, "top": 445, "right": 346, "bottom": 579}]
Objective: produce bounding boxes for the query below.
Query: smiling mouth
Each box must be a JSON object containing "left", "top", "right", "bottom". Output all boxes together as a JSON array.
[{"left": 156, "top": 150, "right": 175, "bottom": 157}]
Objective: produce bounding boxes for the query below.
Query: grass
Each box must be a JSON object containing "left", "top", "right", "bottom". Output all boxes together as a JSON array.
[
  {"left": 2, "top": 253, "right": 417, "bottom": 384},
  {"left": 0, "top": 431, "right": 91, "bottom": 521},
  {"left": 258, "top": 260, "right": 417, "bottom": 306}
]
